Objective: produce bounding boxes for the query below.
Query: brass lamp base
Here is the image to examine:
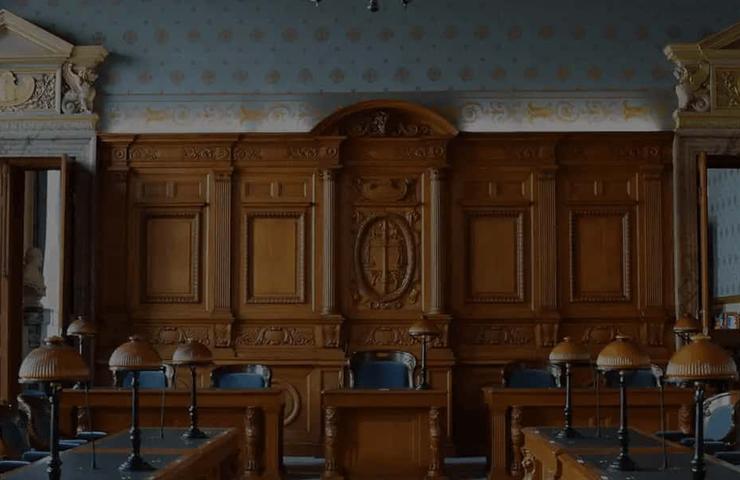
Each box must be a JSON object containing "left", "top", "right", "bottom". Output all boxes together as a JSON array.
[{"left": 119, "top": 453, "right": 155, "bottom": 471}]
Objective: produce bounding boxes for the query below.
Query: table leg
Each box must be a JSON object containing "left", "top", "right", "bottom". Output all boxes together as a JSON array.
[
  {"left": 511, "top": 405, "right": 524, "bottom": 478},
  {"left": 245, "top": 406, "right": 261, "bottom": 477},
  {"left": 321, "top": 406, "right": 343, "bottom": 480},
  {"left": 426, "top": 407, "right": 449, "bottom": 480},
  {"left": 488, "top": 406, "right": 508, "bottom": 480}
]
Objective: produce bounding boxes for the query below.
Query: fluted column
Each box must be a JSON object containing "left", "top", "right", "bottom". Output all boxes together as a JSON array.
[
  {"left": 321, "top": 169, "right": 336, "bottom": 315},
  {"left": 429, "top": 168, "right": 444, "bottom": 314}
]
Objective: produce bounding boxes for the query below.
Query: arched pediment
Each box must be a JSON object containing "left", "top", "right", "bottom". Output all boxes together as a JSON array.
[{"left": 311, "top": 100, "right": 458, "bottom": 138}]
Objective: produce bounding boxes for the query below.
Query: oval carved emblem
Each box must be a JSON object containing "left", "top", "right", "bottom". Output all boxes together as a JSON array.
[
  {"left": 354, "top": 213, "right": 415, "bottom": 307},
  {"left": 0, "top": 71, "right": 35, "bottom": 108}
]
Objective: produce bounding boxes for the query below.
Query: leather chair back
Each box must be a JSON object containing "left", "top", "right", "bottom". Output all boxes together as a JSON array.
[
  {"left": 0, "top": 405, "right": 31, "bottom": 459},
  {"left": 604, "top": 368, "right": 659, "bottom": 388},
  {"left": 211, "top": 364, "right": 272, "bottom": 389},
  {"left": 348, "top": 350, "right": 416, "bottom": 389},
  {"left": 502, "top": 362, "right": 559, "bottom": 388},
  {"left": 116, "top": 369, "right": 169, "bottom": 389},
  {"left": 704, "top": 391, "right": 740, "bottom": 443}
]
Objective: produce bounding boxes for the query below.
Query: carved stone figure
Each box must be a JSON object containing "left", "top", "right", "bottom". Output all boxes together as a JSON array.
[
  {"left": 23, "top": 247, "right": 46, "bottom": 308},
  {"left": 673, "top": 63, "right": 710, "bottom": 113},
  {"left": 61, "top": 63, "right": 98, "bottom": 114}
]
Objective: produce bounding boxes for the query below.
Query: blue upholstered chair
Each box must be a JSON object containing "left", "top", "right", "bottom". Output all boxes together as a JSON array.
[
  {"left": 502, "top": 363, "right": 559, "bottom": 388},
  {"left": 657, "top": 391, "right": 739, "bottom": 455},
  {"left": 604, "top": 368, "right": 659, "bottom": 388},
  {"left": 116, "top": 369, "right": 169, "bottom": 389},
  {"left": 211, "top": 365, "right": 272, "bottom": 389},
  {"left": 348, "top": 351, "right": 417, "bottom": 389}
]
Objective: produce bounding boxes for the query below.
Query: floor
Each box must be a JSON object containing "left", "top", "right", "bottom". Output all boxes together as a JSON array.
[{"left": 284, "top": 456, "right": 488, "bottom": 479}]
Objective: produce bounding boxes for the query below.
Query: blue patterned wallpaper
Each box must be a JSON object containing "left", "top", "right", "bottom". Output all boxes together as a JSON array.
[
  {"left": 708, "top": 169, "right": 740, "bottom": 300},
  {"left": 5, "top": 0, "right": 737, "bottom": 131}
]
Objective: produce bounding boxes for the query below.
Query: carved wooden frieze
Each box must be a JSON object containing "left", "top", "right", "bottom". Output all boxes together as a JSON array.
[
  {"left": 354, "top": 177, "right": 415, "bottom": 203},
  {"left": 136, "top": 325, "right": 212, "bottom": 346},
  {"left": 459, "top": 324, "right": 535, "bottom": 346},
  {"left": 350, "top": 324, "right": 448, "bottom": 348},
  {"left": 181, "top": 145, "right": 231, "bottom": 162},
  {"left": 351, "top": 210, "right": 421, "bottom": 310},
  {"left": 234, "top": 326, "right": 315, "bottom": 347},
  {"left": 715, "top": 68, "right": 740, "bottom": 110}
]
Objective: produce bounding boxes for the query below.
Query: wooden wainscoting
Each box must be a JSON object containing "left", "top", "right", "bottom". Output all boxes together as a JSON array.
[{"left": 96, "top": 100, "right": 674, "bottom": 455}]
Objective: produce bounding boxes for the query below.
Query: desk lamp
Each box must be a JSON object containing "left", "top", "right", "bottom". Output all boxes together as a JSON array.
[
  {"left": 673, "top": 313, "right": 701, "bottom": 344},
  {"left": 595, "top": 335, "right": 650, "bottom": 471},
  {"left": 66, "top": 315, "right": 97, "bottom": 389},
  {"left": 170, "top": 339, "right": 213, "bottom": 439},
  {"left": 19, "top": 336, "right": 90, "bottom": 480},
  {"left": 666, "top": 334, "right": 738, "bottom": 480},
  {"left": 109, "top": 335, "right": 162, "bottom": 471},
  {"left": 549, "top": 337, "right": 591, "bottom": 439},
  {"left": 408, "top": 317, "right": 440, "bottom": 390}
]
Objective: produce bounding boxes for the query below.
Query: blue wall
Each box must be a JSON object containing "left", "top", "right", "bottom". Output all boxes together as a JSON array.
[{"left": 7, "top": 0, "right": 736, "bottom": 131}]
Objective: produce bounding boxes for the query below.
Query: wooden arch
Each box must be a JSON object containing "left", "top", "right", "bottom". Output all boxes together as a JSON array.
[{"left": 311, "top": 100, "right": 458, "bottom": 138}]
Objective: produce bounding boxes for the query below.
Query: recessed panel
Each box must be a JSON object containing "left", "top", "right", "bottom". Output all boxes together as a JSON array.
[
  {"left": 570, "top": 209, "right": 631, "bottom": 302},
  {"left": 465, "top": 210, "right": 525, "bottom": 303},
  {"left": 244, "top": 210, "right": 306, "bottom": 303},
  {"left": 141, "top": 211, "right": 200, "bottom": 303}
]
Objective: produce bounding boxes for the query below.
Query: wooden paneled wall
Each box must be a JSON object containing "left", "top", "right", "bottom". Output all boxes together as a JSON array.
[{"left": 96, "top": 100, "right": 674, "bottom": 455}]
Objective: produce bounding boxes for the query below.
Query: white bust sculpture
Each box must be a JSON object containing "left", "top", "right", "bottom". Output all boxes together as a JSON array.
[{"left": 23, "top": 247, "right": 46, "bottom": 308}]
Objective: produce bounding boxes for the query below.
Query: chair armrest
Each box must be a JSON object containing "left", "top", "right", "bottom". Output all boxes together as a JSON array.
[
  {"left": 0, "top": 460, "right": 30, "bottom": 473},
  {"left": 715, "top": 451, "right": 740, "bottom": 465},
  {"left": 75, "top": 431, "right": 107, "bottom": 441},
  {"left": 21, "top": 451, "right": 48, "bottom": 462},
  {"left": 59, "top": 439, "right": 86, "bottom": 448},
  {"left": 704, "top": 441, "right": 731, "bottom": 454},
  {"left": 679, "top": 437, "right": 695, "bottom": 447},
  {"left": 655, "top": 431, "right": 688, "bottom": 442}
]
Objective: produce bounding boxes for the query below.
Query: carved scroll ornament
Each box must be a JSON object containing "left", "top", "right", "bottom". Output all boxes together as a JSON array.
[{"left": 673, "top": 62, "right": 710, "bottom": 113}]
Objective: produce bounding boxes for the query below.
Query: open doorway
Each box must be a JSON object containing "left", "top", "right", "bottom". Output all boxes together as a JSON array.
[{"left": 0, "top": 157, "right": 71, "bottom": 404}]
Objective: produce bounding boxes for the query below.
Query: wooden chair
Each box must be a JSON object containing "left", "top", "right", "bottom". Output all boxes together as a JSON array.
[
  {"left": 347, "top": 350, "right": 417, "bottom": 389},
  {"left": 210, "top": 364, "right": 272, "bottom": 389},
  {"left": 501, "top": 362, "right": 561, "bottom": 388},
  {"left": 657, "top": 391, "right": 740, "bottom": 454},
  {"left": 114, "top": 367, "right": 172, "bottom": 389}
]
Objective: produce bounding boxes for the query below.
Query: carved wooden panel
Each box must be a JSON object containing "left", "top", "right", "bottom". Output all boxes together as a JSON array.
[
  {"left": 242, "top": 209, "right": 306, "bottom": 304},
  {"left": 96, "top": 107, "right": 674, "bottom": 457},
  {"left": 568, "top": 207, "right": 632, "bottom": 303},
  {"left": 138, "top": 208, "right": 201, "bottom": 304},
  {"left": 464, "top": 208, "right": 526, "bottom": 304}
]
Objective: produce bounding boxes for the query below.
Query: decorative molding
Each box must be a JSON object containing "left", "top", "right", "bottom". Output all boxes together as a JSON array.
[
  {"left": 233, "top": 145, "right": 263, "bottom": 162},
  {"left": 351, "top": 324, "right": 447, "bottom": 348},
  {"left": 129, "top": 146, "right": 160, "bottom": 162},
  {"left": 460, "top": 325, "right": 534, "bottom": 346},
  {"left": 243, "top": 209, "right": 306, "bottom": 304},
  {"left": 354, "top": 177, "right": 414, "bottom": 203},
  {"left": 0, "top": 71, "right": 55, "bottom": 112},
  {"left": 98, "top": 91, "right": 674, "bottom": 133},
  {"left": 138, "top": 325, "right": 211, "bottom": 346},
  {"left": 234, "top": 326, "right": 315, "bottom": 346},
  {"left": 182, "top": 146, "right": 230, "bottom": 161}
]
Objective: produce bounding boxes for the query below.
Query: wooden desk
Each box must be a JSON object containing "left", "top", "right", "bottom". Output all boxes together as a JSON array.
[
  {"left": 58, "top": 388, "right": 285, "bottom": 480},
  {"left": 321, "top": 389, "right": 448, "bottom": 480},
  {"left": 482, "top": 387, "right": 694, "bottom": 479},
  {"left": 521, "top": 426, "right": 740, "bottom": 480},
  {"left": 3, "top": 427, "right": 240, "bottom": 479}
]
